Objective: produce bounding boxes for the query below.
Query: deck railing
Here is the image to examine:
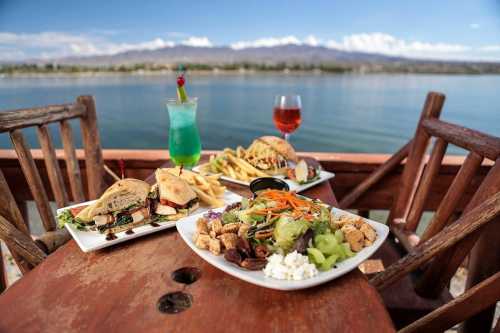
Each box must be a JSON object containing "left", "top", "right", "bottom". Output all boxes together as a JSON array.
[{"left": 0, "top": 149, "right": 492, "bottom": 217}]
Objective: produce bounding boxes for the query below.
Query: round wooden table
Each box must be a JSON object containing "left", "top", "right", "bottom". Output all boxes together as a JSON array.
[{"left": 0, "top": 158, "right": 394, "bottom": 333}]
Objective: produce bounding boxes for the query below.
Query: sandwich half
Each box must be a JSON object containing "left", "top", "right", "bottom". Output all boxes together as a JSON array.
[
  {"left": 152, "top": 169, "right": 200, "bottom": 220},
  {"left": 76, "top": 178, "right": 152, "bottom": 234}
]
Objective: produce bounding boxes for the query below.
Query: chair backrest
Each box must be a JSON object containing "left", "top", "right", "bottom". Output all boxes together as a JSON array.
[
  {"left": 370, "top": 191, "right": 500, "bottom": 332},
  {"left": 0, "top": 95, "right": 105, "bottom": 278},
  {"left": 340, "top": 91, "right": 500, "bottom": 296}
]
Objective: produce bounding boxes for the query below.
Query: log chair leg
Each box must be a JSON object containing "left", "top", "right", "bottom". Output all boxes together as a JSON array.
[
  {"left": 461, "top": 218, "right": 500, "bottom": 333},
  {"left": 15, "top": 199, "right": 29, "bottom": 232},
  {"left": 0, "top": 244, "right": 6, "bottom": 293}
]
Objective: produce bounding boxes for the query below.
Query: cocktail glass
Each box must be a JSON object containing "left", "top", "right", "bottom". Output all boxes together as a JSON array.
[{"left": 166, "top": 97, "right": 201, "bottom": 168}]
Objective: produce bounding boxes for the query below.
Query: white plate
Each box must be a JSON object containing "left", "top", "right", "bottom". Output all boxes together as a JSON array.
[
  {"left": 58, "top": 191, "right": 242, "bottom": 253},
  {"left": 192, "top": 166, "right": 335, "bottom": 193},
  {"left": 177, "top": 205, "right": 389, "bottom": 291}
]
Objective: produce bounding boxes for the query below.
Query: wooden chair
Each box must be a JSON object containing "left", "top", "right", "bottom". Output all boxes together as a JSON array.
[
  {"left": 340, "top": 92, "right": 500, "bottom": 331},
  {"left": 0, "top": 96, "right": 105, "bottom": 292},
  {"left": 371, "top": 191, "right": 500, "bottom": 332}
]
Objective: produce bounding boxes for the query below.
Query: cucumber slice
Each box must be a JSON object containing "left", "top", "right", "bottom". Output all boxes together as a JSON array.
[
  {"left": 334, "top": 229, "right": 344, "bottom": 243},
  {"left": 342, "top": 243, "right": 355, "bottom": 258},
  {"left": 307, "top": 247, "right": 326, "bottom": 266},
  {"left": 314, "top": 234, "right": 338, "bottom": 256},
  {"left": 319, "top": 254, "right": 339, "bottom": 271}
]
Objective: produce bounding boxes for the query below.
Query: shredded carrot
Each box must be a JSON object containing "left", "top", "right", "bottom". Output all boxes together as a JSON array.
[{"left": 253, "top": 189, "right": 319, "bottom": 221}]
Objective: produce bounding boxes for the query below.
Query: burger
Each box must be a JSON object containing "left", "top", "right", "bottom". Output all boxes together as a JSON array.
[{"left": 245, "top": 136, "right": 298, "bottom": 175}]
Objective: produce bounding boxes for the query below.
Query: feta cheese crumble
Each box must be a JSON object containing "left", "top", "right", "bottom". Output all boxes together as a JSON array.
[{"left": 263, "top": 251, "right": 318, "bottom": 280}]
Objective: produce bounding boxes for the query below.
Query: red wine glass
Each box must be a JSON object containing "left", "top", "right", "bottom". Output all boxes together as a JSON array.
[{"left": 273, "top": 95, "right": 302, "bottom": 141}]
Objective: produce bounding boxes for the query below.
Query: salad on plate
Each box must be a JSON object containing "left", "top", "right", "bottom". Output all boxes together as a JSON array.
[{"left": 193, "top": 189, "right": 377, "bottom": 280}]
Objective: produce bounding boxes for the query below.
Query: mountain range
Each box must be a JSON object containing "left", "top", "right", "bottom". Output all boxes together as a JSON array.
[
  {"left": 7, "top": 44, "right": 500, "bottom": 74},
  {"left": 43, "top": 44, "right": 407, "bottom": 66}
]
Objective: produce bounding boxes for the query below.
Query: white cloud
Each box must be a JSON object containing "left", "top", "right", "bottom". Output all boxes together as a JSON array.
[
  {"left": 469, "top": 23, "right": 480, "bottom": 29},
  {"left": 231, "top": 35, "right": 302, "bottom": 49},
  {"left": 480, "top": 45, "right": 500, "bottom": 52},
  {"left": 0, "top": 32, "right": 175, "bottom": 59},
  {"left": 324, "top": 33, "right": 470, "bottom": 60},
  {"left": 326, "top": 33, "right": 468, "bottom": 54},
  {"left": 229, "top": 33, "right": 473, "bottom": 60},
  {"left": 181, "top": 36, "right": 212, "bottom": 47},
  {"left": 1, "top": 31, "right": 500, "bottom": 62},
  {"left": 304, "top": 35, "right": 321, "bottom": 47}
]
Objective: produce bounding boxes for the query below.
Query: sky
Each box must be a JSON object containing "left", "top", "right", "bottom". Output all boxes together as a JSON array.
[{"left": 1, "top": 0, "right": 500, "bottom": 61}]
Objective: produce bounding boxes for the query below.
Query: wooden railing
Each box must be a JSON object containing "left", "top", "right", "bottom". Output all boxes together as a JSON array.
[{"left": 0, "top": 149, "right": 492, "bottom": 215}]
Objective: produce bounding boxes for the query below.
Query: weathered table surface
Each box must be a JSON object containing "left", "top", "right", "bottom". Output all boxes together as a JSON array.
[{"left": 0, "top": 156, "right": 394, "bottom": 333}]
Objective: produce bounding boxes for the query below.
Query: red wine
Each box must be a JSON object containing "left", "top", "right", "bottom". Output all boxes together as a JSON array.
[{"left": 273, "top": 107, "right": 302, "bottom": 134}]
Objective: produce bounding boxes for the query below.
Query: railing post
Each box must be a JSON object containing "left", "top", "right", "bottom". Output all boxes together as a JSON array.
[
  {"left": 78, "top": 96, "right": 105, "bottom": 199},
  {"left": 388, "top": 92, "right": 445, "bottom": 227}
]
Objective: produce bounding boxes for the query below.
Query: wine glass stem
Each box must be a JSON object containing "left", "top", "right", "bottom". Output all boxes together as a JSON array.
[{"left": 284, "top": 133, "right": 290, "bottom": 141}]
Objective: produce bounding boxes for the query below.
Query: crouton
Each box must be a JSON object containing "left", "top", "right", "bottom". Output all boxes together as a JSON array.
[
  {"left": 353, "top": 218, "right": 364, "bottom": 229},
  {"left": 196, "top": 218, "right": 209, "bottom": 234},
  {"left": 209, "top": 230, "right": 217, "bottom": 239},
  {"left": 222, "top": 223, "right": 240, "bottom": 234},
  {"left": 210, "top": 218, "right": 223, "bottom": 235},
  {"left": 341, "top": 225, "right": 364, "bottom": 252},
  {"left": 360, "top": 223, "right": 377, "bottom": 242},
  {"left": 209, "top": 238, "right": 221, "bottom": 255},
  {"left": 219, "top": 233, "right": 238, "bottom": 249},
  {"left": 194, "top": 234, "right": 211, "bottom": 250},
  {"left": 332, "top": 215, "right": 356, "bottom": 229},
  {"left": 364, "top": 239, "right": 374, "bottom": 247},
  {"left": 238, "top": 223, "right": 250, "bottom": 238}
]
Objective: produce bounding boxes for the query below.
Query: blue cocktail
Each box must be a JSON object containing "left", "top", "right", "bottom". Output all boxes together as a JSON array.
[{"left": 166, "top": 97, "right": 201, "bottom": 168}]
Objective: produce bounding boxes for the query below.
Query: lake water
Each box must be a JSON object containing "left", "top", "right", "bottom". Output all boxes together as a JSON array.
[{"left": 0, "top": 74, "right": 499, "bottom": 154}]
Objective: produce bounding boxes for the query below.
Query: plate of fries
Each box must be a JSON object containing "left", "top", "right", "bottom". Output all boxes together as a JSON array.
[
  {"left": 195, "top": 148, "right": 269, "bottom": 185},
  {"left": 158, "top": 167, "right": 227, "bottom": 208},
  {"left": 194, "top": 146, "right": 335, "bottom": 193}
]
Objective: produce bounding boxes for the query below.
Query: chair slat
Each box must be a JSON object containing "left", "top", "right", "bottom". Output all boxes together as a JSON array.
[
  {"left": 388, "top": 92, "right": 445, "bottom": 226},
  {"left": 420, "top": 151, "right": 483, "bottom": 242},
  {"left": 0, "top": 215, "right": 46, "bottom": 267},
  {"left": 78, "top": 96, "right": 105, "bottom": 199},
  {"left": 0, "top": 103, "right": 86, "bottom": 133},
  {"left": 370, "top": 190, "right": 500, "bottom": 291},
  {"left": 9, "top": 130, "right": 56, "bottom": 231},
  {"left": 339, "top": 140, "right": 412, "bottom": 209},
  {"left": 0, "top": 246, "right": 6, "bottom": 293},
  {"left": 422, "top": 118, "right": 500, "bottom": 161},
  {"left": 399, "top": 271, "right": 500, "bottom": 333},
  {"left": 0, "top": 171, "right": 32, "bottom": 274},
  {"left": 416, "top": 159, "right": 500, "bottom": 298},
  {"left": 59, "top": 120, "right": 85, "bottom": 202},
  {"left": 405, "top": 138, "right": 448, "bottom": 232},
  {"left": 0, "top": 169, "right": 29, "bottom": 234},
  {"left": 37, "top": 125, "right": 69, "bottom": 207}
]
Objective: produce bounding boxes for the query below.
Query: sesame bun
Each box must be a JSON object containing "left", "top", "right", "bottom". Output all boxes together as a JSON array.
[{"left": 258, "top": 136, "right": 298, "bottom": 162}]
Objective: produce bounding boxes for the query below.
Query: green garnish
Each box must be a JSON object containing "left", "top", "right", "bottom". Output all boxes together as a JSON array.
[{"left": 57, "top": 210, "right": 87, "bottom": 231}]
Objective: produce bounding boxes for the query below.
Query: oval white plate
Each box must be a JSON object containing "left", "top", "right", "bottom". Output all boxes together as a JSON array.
[
  {"left": 177, "top": 205, "right": 389, "bottom": 291},
  {"left": 192, "top": 166, "right": 335, "bottom": 193}
]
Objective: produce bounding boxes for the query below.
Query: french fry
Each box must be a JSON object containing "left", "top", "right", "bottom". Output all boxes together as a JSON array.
[
  {"left": 159, "top": 167, "right": 225, "bottom": 208},
  {"left": 192, "top": 187, "right": 223, "bottom": 208},
  {"left": 226, "top": 154, "right": 268, "bottom": 178}
]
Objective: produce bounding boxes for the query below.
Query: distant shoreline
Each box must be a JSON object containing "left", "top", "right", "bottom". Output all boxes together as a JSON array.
[
  {"left": 3, "top": 69, "right": 500, "bottom": 78},
  {"left": 3, "top": 60, "right": 500, "bottom": 77}
]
